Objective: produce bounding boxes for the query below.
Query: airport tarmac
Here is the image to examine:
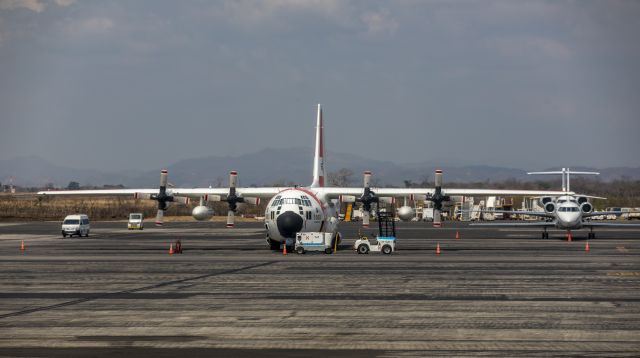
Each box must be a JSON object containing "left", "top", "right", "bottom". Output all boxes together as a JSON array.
[{"left": 0, "top": 220, "right": 639, "bottom": 357}]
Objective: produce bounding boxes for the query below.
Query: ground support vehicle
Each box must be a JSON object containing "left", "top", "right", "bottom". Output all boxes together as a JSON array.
[
  {"left": 295, "top": 232, "right": 336, "bottom": 254},
  {"left": 61, "top": 214, "right": 90, "bottom": 238},
  {"left": 354, "top": 211, "right": 397, "bottom": 255},
  {"left": 128, "top": 213, "right": 144, "bottom": 230}
]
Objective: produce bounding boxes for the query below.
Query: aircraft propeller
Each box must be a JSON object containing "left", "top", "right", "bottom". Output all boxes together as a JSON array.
[
  {"left": 343, "top": 171, "right": 394, "bottom": 227},
  {"left": 134, "top": 169, "right": 190, "bottom": 226},
  {"left": 204, "top": 171, "right": 260, "bottom": 228},
  {"left": 426, "top": 169, "right": 450, "bottom": 227}
]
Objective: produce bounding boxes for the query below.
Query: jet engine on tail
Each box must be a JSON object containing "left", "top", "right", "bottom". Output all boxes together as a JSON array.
[
  {"left": 544, "top": 202, "right": 556, "bottom": 214},
  {"left": 580, "top": 202, "right": 593, "bottom": 214}
]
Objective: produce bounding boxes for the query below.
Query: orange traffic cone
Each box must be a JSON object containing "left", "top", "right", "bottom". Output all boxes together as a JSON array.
[
  {"left": 455, "top": 231, "right": 460, "bottom": 240},
  {"left": 283, "top": 243, "right": 287, "bottom": 256},
  {"left": 585, "top": 241, "right": 590, "bottom": 252},
  {"left": 169, "top": 242, "right": 174, "bottom": 255},
  {"left": 567, "top": 232, "right": 572, "bottom": 242},
  {"left": 436, "top": 242, "right": 441, "bottom": 255},
  {"left": 20, "top": 240, "right": 25, "bottom": 252}
]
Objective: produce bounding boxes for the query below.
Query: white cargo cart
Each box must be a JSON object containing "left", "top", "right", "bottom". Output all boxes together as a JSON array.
[{"left": 295, "top": 232, "right": 336, "bottom": 254}]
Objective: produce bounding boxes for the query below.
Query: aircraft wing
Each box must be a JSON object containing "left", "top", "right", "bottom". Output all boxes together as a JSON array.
[
  {"left": 37, "top": 189, "right": 157, "bottom": 196},
  {"left": 320, "top": 187, "right": 571, "bottom": 198},
  {"left": 432, "top": 189, "right": 571, "bottom": 197},
  {"left": 583, "top": 211, "right": 625, "bottom": 218},
  {"left": 582, "top": 222, "right": 640, "bottom": 228},
  {"left": 467, "top": 209, "right": 555, "bottom": 218},
  {"left": 470, "top": 221, "right": 556, "bottom": 227},
  {"left": 37, "top": 187, "right": 284, "bottom": 199},
  {"left": 173, "top": 187, "right": 283, "bottom": 198}
]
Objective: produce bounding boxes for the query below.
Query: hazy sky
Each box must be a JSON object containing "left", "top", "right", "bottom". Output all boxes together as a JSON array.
[{"left": 1, "top": 0, "right": 639, "bottom": 171}]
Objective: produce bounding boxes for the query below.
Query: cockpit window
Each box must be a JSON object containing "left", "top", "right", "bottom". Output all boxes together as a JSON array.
[{"left": 280, "top": 198, "right": 302, "bottom": 205}]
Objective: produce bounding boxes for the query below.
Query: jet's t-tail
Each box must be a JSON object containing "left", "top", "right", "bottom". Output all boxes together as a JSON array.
[{"left": 528, "top": 168, "right": 599, "bottom": 192}]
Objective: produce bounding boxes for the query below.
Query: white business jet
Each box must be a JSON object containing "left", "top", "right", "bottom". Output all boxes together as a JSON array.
[{"left": 471, "top": 168, "right": 640, "bottom": 239}]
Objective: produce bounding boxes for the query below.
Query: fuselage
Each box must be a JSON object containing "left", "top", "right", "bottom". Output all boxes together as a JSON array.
[
  {"left": 553, "top": 195, "right": 583, "bottom": 229},
  {"left": 264, "top": 187, "right": 339, "bottom": 244}
]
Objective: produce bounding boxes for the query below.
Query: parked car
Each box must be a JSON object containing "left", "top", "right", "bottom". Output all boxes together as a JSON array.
[{"left": 61, "top": 214, "right": 90, "bottom": 238}]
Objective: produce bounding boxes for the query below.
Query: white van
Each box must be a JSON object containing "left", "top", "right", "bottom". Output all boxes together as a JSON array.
[
  {"left": 128, "top": 213, "right": 144, "bottom": 230},
  {"left": 61, "top": 214, "right": 90, "bottom": 238}
]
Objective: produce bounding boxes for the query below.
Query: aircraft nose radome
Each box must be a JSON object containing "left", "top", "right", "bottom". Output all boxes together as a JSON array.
[{"left": 277, "top": 211, "right": 304, "bottom": 238}]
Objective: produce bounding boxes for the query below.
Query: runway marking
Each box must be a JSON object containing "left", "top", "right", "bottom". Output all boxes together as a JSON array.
[
  {"left": 616, "top": 246, "right": 629, "bottom": 253},
  {"left": 0, "top": 234, "right": 61, "bottom": 241},
  {"left": 607, "top": 272, "right": 640, "bottom": 277},
  {"left": 498, "top": 228, "right": 640, "bottom": 232},
  {"left": 0, "top": 261, "right": 275, "bottom": 320},
  {"left": 0, "top": 223, "right": 22, "bottom": 227}
]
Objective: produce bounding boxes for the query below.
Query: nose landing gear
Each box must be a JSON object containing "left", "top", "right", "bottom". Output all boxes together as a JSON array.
[{"left": 267, "top": 237, "right": 281, "bottom": 251}]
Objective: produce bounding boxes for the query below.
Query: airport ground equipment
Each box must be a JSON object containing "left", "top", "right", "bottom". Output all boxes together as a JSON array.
[
  {"left": 128, "top": 213, "right": 144, "bottom": 230},
  {"left": 61, "top": 214, "right": 90, "bottom": 238},
  {"left": 354, "top": 211, "right": 396, "bottom": 254},
  {"left": 295, "top": 232, "right": 335, "bottom": 254}
]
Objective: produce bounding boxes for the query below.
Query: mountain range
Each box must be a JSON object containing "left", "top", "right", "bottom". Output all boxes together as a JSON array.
[{"left": 1, "top": 149, "right": 639, "bottom": 188}]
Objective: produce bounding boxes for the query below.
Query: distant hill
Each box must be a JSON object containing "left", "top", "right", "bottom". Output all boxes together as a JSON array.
[
  {"left": 0, "top": 156, "right": 137, "bottom": 188},
  {"left": 1, "top": 151, "right": 639, "bottom": 188}
]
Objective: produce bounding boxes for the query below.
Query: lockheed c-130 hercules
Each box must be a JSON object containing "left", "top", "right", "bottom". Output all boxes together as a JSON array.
[{"left": 38, "top": 104, "right": 571, "bottom": 250}]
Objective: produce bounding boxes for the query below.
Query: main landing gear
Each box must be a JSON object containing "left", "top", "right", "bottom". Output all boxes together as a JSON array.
[
  {"left": 267, "top": 238, "right": 280, "bottom": 251},
  {"left": 541, "top": 228, "right": 549, "bottom": 239}
]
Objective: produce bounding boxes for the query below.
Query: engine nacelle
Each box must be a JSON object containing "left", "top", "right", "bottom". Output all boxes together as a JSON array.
[
  {"left": 192, "top": 205, "right": 214, "bottom": 221},
  {"left": 539, "top": 197, "right": 553, "bottom": 207},
  {"left": 544, "top": 202, "right": 556, "bottom": 213},
  {"left": 397, "top": 205, "right": 415, "bottom": 221},
  {"left": 580, "top": 202, "right": 593, "bottom": 214},
  {"left": 577, "top": 196, "right": 588, "bottom": 205}
]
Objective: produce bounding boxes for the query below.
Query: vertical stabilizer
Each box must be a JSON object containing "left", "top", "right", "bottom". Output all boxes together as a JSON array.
[
  {"left": 310, "top": 104, "right": 325, "bottom": 187},
  {"left": 527, "top": 168, "right": 599, "bottom": 193}
]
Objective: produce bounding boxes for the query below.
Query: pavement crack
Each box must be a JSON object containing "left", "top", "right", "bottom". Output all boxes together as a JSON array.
[{"left": 0, "top": 261, "right": 275, "bottom": 320}]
